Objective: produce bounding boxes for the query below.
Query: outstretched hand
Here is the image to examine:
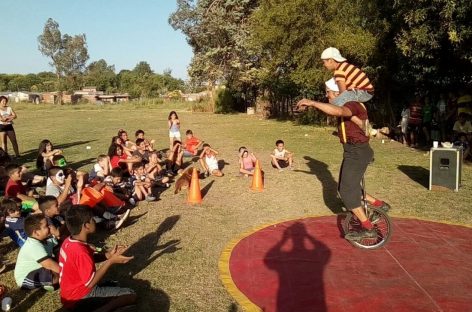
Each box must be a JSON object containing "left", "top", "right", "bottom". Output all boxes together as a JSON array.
[
  {"left": 108, "top": 245, "right": 134, "bottom": 264},
  {"left": 295, "top": 99, "right": 314, "bottom": 111}
]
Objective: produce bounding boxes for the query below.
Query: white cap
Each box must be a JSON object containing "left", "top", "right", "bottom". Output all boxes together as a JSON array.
[
  {"left": 325, "top": 78, "right": 339, "bottom": 92},
  {"left": 320, "top": 47, "right": 346, "bottom": 62}
]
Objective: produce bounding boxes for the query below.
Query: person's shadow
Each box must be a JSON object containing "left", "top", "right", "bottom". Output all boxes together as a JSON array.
[
  {"left": 264, "top": 222, "right": 331, "bottom": 312},
  {"left": 296, "top": 156, "right": 344, "bottom": 214}
]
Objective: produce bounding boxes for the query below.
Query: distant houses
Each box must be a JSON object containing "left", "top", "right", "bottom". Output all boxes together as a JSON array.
[{"left": 38, "top": 87, "right": 130, "bottom": 104}]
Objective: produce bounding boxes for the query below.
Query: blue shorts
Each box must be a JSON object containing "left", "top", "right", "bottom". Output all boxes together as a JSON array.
[
  {"left": 21, "top": 267, "right": 54, "bottom": 290},
  {"left": 332, "top": 90, "right": 373, "bottom": 106}
]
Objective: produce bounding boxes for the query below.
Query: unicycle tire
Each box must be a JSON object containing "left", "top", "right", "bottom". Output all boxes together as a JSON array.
[{"left": 343, "top": 207, "right": 393, "bottom": 249}]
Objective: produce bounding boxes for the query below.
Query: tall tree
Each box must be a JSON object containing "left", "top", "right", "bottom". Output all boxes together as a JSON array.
[
  {"left": 170, "top": 0, "right": 259, "bottom": 110},
  {"left": 38, "top": 18, "right": 89, "bottom": 92}
]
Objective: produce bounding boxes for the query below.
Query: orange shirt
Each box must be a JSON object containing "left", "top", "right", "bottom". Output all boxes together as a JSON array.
[
  {"left": 185, "top": 137, "right": 200, "bottom": 154},
  {"left": 334, "top": 62, "right": 374, "bottom": 91}
]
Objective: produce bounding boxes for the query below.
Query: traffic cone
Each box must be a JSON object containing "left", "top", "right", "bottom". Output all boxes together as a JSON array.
[
  {"left": 251, "top": 160, "right": 264, "bottom": 192},
  {"left": 187, "top": 167, "right": 203, "bottom": 204}
]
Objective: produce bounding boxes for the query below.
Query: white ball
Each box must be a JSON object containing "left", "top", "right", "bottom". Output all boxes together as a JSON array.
[{"left": 86, "top": 146, "right": 91, "bottom": 150}]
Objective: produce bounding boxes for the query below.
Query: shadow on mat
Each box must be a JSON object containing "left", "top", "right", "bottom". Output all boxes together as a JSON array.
[
  {"left": 295, "top": 156, "right": 344, "bottom": 214},
  {"left": 264, "top": 222, "right": 331, "bottom": 312},
  {"left": 397, "top": 165, "right": 429, "bottom": 189}
]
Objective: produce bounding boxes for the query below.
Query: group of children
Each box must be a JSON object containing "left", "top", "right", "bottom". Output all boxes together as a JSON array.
[{"left": 0, "top": 106, "right": 297, "bottom": 311}]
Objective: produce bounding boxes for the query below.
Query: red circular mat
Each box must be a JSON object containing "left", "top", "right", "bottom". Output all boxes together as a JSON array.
[{"left": 220, "top": 216, "right": 472, "bottom": 312}]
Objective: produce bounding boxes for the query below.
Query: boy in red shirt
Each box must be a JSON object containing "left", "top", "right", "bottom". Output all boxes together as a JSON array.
[
  {"left": 4, "top": 164, "right": 39, "bottom": 213},
  {"left": 183, "top": 130, "right": 203, "bottom": 157},
  {"left": 59, "top": 205, "right": 136, "bottom": 311}
]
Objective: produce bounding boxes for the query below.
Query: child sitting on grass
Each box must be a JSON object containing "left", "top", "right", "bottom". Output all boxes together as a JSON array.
[
  {"left": 199, "top": 143, "right": 223, "bottom": 177},
  {"left": 166, "top": 140, "right": 184, "bottom": 175},
  {"left": 14, "top": 214, "right": 59, "bottom": 291},
  {"left": 270, "top": 140, "right": 294, "bottom": 172},
  {"left": 183, "top": 130, "right": 203, "bottom": 157},
  {"left": 135, "top": 129, "right": 155, "bottom": 151},
  {"left": 38, "top": 196, "right": 69, "bottom": 241},
  {"left": 36, "top": 139, "right": 62, "bottom": 172},
  {"left": 4, "top": 163, "right": 39, "bottom": 213},
  {"left": 108, "top": 144, "right": 141, "bottom": 174},
  {"left": 104, "top": 167, "right": 136, "bottom": 206},
  {"left": 3, "top": 198, "right": 27, "bottom": 247},
  {"left": 89, "top": 154, "right": 111, "bottom": 182},
  {"left": 146, "top": 152, "right": 170, "bottom": 187},
  {"left": 131, "top": 162, "right": 156, "bottom": 202},
  {"left": 238, "top": 146, "right": 258, "bottom": 176},
  {"left": 59, "top": 205, "right": 136, "bottom": 311}
]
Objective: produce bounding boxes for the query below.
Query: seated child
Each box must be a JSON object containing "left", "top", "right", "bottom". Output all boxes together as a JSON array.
[
  {"left": 199, "top": 144, "right": 223, "bottom": 177},
  {"left": 46, "top": 167, "right": 130, "bottom": 230},
  {"left": 104, "top": 167, "right": 136, "bottom": 206},
  {"left": 238, "top": 147, "right": 257, "bottom": 176},
  {"left": 36, "top": 139, "right": 62, "bottom": 172},
  {"left": 108, "top": 143, "right": 141, "bottom": 174},
  {"left": 38, "top": 196, "right": 69, "bottom": 241},
  {"left": 166, "top": 140, "right": 184, "bottom": 175},
  {"left": 4, "top": 164, "right": 39, "bottom": 213},
  {"left": 135, "top": 129, "right": 155, "bottom": 151},
  {"left": 14, "top": 213, "right": 60, "bottom": 290},
  {"left": 133, "top": 138, "right": 151, "bottom": 164},
  {"left": 131, "top": 162, "right": 156, "bottom": 202},
  {"left": 59, "top": 205, "right": 136, "bottom": 311},
  {"left": 3, "top": 198, "right": 27, "bottom": 247},
  {"left": 146, "top": 152, "right": 170, "bottom": 187},
  {"left": 118, "top": 129, "right": 136, "bottom": 156},
  {"left": 183, "top": 130, "right": 203, "bottom": 157},
  {"left": 52, "top": 154, "right": 88, "bottom": 196},
  {"left": 270, "top": 140, "right": 294, "bottom": 171},
  {"left": 89, "top": 155, "right": 111, "bottom": 182}
]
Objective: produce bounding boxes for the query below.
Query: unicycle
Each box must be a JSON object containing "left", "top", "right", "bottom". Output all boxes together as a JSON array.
[{"left": 342, "top": 176, "right": 393, "bottom": 249}]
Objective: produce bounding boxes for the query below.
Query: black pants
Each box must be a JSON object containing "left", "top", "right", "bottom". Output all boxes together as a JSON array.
[{"left": 338, "top": 143, "right": 373, "bottom": 210}]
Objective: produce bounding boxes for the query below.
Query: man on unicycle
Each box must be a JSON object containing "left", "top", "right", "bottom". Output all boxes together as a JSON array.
[{"left": 296, "top": 85, "right": 390, "bottom": 242}]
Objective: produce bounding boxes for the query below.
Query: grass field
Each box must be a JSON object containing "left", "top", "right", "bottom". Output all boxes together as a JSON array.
[{"left": 1, "top": 101, "right": 471, "bottom": 312}]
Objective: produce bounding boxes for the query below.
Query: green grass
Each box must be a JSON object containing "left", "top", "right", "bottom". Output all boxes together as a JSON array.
[{"left": 1, "top": 101, "right": 471, "bottom": 311}]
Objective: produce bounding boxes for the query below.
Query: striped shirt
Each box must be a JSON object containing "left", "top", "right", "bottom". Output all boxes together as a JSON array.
[{"left": 334, "top": 62, "right": 374, "bottom": 92}]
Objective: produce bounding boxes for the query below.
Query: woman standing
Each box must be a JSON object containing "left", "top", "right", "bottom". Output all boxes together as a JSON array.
[{"left": 0, "top": 96, "right": 20, "bottom": 157}]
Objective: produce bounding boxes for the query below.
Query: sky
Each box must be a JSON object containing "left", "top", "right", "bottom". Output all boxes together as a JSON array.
[{"left": 0, "top": 0, "right": 193, "bottom": 80}]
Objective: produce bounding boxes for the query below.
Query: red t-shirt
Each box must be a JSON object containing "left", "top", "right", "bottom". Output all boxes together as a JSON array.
[
  {"left": 5, "top": 178, "right": 26, "bottom": 199},
  {"left": 110, "top": 154, "right": 127, "bottom": 169},
  {"left": 185, "top": 137, "right": 200, "bottom": 154},
  {"left": 59, "top": 237, "right": 95, "bottom": 308},
  {"left": 338, "top": 101, "right": 369, "bottom": 144}
]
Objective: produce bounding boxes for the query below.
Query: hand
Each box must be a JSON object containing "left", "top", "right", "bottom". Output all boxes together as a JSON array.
[
  {"left": 108, "top": 245, "right": 134, "bottom": 264},
  {"left": 296, "top": 99, "right": 313, "bottom": 111}
]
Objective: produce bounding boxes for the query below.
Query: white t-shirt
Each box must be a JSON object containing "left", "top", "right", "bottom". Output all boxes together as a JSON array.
[
  {"left": 273, "top": 148, "right": 287, "bottom": 158},
  {"left": 0, "top": 106, "right": 13, "bottom": 125}
]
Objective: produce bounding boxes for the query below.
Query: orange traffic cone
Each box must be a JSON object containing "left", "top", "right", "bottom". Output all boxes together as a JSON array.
[
  {"left": 251, "top": 160, "right": 264, "bottom": 192},
  {"left": 187, "top": 167, "right": 203, "bottom": 204}
]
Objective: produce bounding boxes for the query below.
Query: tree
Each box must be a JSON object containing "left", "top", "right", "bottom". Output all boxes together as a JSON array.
[
  {"left": 84, "top": 59, "right": 116, "bottom": 92},
  {"left": 170, "top": 0, "right": 259, "bottom": 111},
  {"left": 38, "top": 18, "right": 89, "bottom": 92}
]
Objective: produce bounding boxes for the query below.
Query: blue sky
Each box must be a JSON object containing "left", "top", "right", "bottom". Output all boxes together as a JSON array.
[{"left": 0, "top": 0, "right": 193, "bottom": 79}]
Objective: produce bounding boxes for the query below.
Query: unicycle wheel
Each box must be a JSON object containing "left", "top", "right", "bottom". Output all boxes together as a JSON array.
[{"left": 343, "top": 207, "right": 393, "bottom": 249}]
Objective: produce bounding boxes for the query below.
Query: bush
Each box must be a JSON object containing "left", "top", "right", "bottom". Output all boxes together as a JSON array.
[
  {"left": 296, "top": 108, "right": 328, "bottom": 125},
  {"left": 215, "top": 88, "right": 235, "bottom": 113}
]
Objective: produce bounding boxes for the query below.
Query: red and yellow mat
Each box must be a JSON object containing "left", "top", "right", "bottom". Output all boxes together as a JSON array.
[{"left": 219, "top": 216, "right": 472, "bottom": 312}]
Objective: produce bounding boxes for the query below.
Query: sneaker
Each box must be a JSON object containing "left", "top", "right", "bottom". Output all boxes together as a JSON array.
[
  {"left": 278, "top": 168, "right": 284, "bottom": 172},
  {"left": 102, "top": 211, "right": 118, "bottom": 220},
  {"left": 93, "top": 216, "right": 104, "bottom": 223},
  {"left": 145, "top": 194, "right": 156, "bottom": 202},
  {"left": 129, "top": 197, "right": 136, "bottom": 206},
  {"left": 345, "top": 228, "right": 377, "bottom": 241},
  {"left": 114, "top": 209, "right": 131, "bottom": 230}
]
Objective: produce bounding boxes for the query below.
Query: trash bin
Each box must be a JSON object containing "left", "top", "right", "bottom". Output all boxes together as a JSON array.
[{"left": 429, "top": 147, "right": 462, "bottom": 191}]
